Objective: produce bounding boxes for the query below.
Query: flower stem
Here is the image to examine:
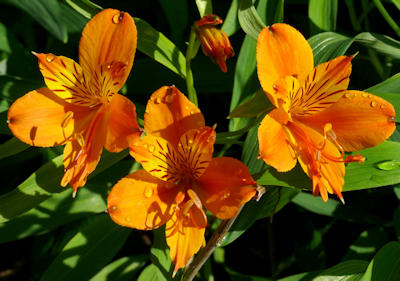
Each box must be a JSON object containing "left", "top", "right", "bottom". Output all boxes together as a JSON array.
[
  {"left": 373, "top": 0, "right": 400, "bottom": 38},
  {"left": 181, "top": 206, "right": 244, "bottom": 281},
  {"left": 186, "top": 26, "right": 200, "bottom": 106}
]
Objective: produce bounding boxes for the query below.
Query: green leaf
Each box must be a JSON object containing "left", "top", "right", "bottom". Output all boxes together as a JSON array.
[
  {"left": 159, "top": 0, "right": 188, "bottom": 48},
  {"left": 344, "top": 141, "right": 400, "bottom": 190},
  {"left": 40, "top": 214, "right": 131, "bottom": 281},
  {"left": 308, "top": 0, "right": 337, "bottom": 34},
  {"left": 0, "top": 137, "right": 29, "bottom": 159},
  {"left": 89, "top": 255, "right": 148, "bottom": 281},
  {"left": 0, "top": 184, "right": 106, "bottom": 243},
  {"left": 0, "top": 22, "right": 11, "bottom": 53},
  {"left": 292, "top": 193, "right": 383, "bottom": 224},
  {"left": 135, "top": 18, "right": 187, "bottom": 79},
  {"left": 222, "top": 0, "right": 240, "bottom": 37},
  {"left": 309, "top": 31, "right": 400, "bottom": 65},
  {"left": 195, "top": 0, "right": 212, "bottom": 17},
  {"left": 257, "top": 165, "right": 311, "bottom": 190},
  {"left": 4, "top": 0, "right": 68, "bottom": 43},
  {"left": 394, "top": 206, "right": 400, "bottom": 240},
  {"left": 228, "top": 89, "right": 272, "bottom": 118},
  {"left": 265, "top": 0, "right": 284, "bottom": 25},
  {"left": 138, "top": 264, "right": 166, "bottom": 281},
  {"left": 59, "top": 2, "right": 88, "bottom": 34},
  {"left": 222, "top": 186, "right": 299, "bottom": 246},
  {"left": 65, "top": 0, "right": 102, "bottom": 19},
  {"left": 225, "top": 267, "right": 273, "bottom": 281},
  {"left": 362, "top": 242, "right": 400, "bottom": 281},
  {"left": 238, "top": 0, "right": 266, "bottom": 40},
  {"left": 314, "top": 260, "right": 368, "bottom": 281},
  {"left": 0, "top": 149, "right": 128, "bottom": 223},
  {"left": 149, "top": 227, "right": 173, "bottom": 279},
  {"left": 343, "top": 227, "right": 390, "bottom": 261}
]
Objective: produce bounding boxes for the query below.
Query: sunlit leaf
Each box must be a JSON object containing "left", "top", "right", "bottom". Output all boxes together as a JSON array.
[
  {"left": 0, "top": 137, "right": 29, "bottom": 159},
  {"left": 137, "top": 264, "right": 167, "bottom": 281},
  {"left": 4, "top": 0, "right": 68, "bottom": 42},
  {"left": 195, "top": 0, "right": 212, "bottom": 17},
  {"left": 0, "top": 22, "right": 11, "bottom": 53},
  {"left": 135, "top": 18, "right": 187, "bottom": 79},
  {"left": 222, "top": 0, "right": 240, "bottom": 36},
  {"left": 65, "top": 0, "right": 102, "bottom": 19},
  {"left": 238, "top": 0, "right": 266, "bottom": 40},
  {"left": 89, "top": 255, "right": 149, "bottom": 281},
  {"left": 362, "top": 242, "right": 400, "bottom": 281},
  {"left": 228, "top": 89, "right": 272, "bottom": 118},
  {"left": 40, "top": 214, "right": 131, "bottom": 281},
  {"left": 308, "top": 0, "right": 337, "bottom": 34},
  {"left": 0, "top": 150, "right": 128, "bottom": 223}
]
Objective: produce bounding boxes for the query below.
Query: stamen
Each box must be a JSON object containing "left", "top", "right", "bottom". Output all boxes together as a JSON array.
[
  {"left": 187, "top": 189, "right": 202, "bottom": 209},
  {"left": 61, "top": 111, "right": 74, "bottom": 128},
  {"left": 344, "top": 154, "right": 365, "bottom": 164},
  {"left": 182, "top": 200, "right": 194, "bottom": 216}
]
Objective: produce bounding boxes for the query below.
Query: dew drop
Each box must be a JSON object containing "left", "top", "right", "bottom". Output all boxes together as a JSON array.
[
  {"left": 222, "top": 192, "right": 230, "bottom": 199},
  {"left": 144, "top": 143, "right": 149, "bottom": 149},
  {"left": 362, "top": 93, "right": 368, "bottom": 98},
  {"left": 345, "top": 93, "right": 352, "bottom": 98},
  {"left": 165, "top": 94, "right": 173, "bottom": 104},
  {"left": 185, "top": 106, "right": 190, "bottom": 110},
  {"left": 190, "top": 110, "right": 195, "bottom": 115},
  {"left": 368, "top": 94, "right": 373, "bottom": 98},
  {"left": 380, "top": 104, "right": 385, "bottom": 109},
  {"left": 370, "top": 100, "right": 377, "bottom": 107},
  {"left": 155, "top": 98, "right": 162, "bottom": 104},
  {"left": 109, "top": 205, "right": 118, "bottom": 212},
  {"left": 144, "top": 186, "right": 153, "bottom": 198},
  {"left": 376, "top": 160, "right": 400, "bottom": 171},
  {"left": 188, "top": 139, "right": 193, "bottom": 145},
  {"left": 125, "top": 216, "right": 132, "bottom": 222},
  {"left": 46, "top": 55, "right": 55, "bottom": 63},
  {"left": 112, "top": 13, "right": 123, "bottom": 24}
]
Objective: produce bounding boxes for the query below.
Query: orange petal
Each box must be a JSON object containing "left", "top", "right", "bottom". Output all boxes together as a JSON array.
[
  {"left": 195, "top": 157, "right": 257, "bottom": 220},
  {"left": 287, "top": 121, "right": 345, "bottom": 201},
  {"left": 130, "top": 127, "right": 215, "bottom": 182},
  {"left": 258, "top": 109, "right": 297, "bottom": 172},
  {"left": 257, "top": 24, "right": 314, "bottom": 106},
  {"left": 144, "top": 86, "right": 205, "bottom": 146},
  {"left": 165, "top": 208, "right": 206, "bottom": 274},
  {"left": 7, "top": 88, "right": 87, "bottom": 147},
  {"left": 290, "top": 56, "right": 353, "bottom": 117},
  {"left": 107, "top": 169, "right": 178, "bottom": 230},
  {"left": 105, "top": 94, "right": 142, "bottom": 152},
  {"left": 61, "top": 105, "right": 108, "bottom": 191},
  {"left": 79, "top": 9, "right": 137, "bottom": 90},
  {"left": 34, "top": 53, "right": 101, "bottom": 107},
  {"left": 296, "top": 90, "right": 396, "bottom": 151}
]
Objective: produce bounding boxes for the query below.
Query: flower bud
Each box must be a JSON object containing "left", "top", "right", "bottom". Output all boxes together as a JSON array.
[{"left": 195, "top": 14, "right": 234, "bottom": 72}]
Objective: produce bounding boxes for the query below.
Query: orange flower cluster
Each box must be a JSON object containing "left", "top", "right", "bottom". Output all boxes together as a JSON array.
[{"left": 6, "top": 9, "right": 395, "bottom": 276}]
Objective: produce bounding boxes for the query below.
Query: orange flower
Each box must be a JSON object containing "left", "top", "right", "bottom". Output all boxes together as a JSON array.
[
  {"left": 195, "top": 14, "right": 234, "bottom": 72},
  {"left": 107, "top": 86, "right": 257, "bottom": 274},
  {"left": 7, "top": 9, "right": 142, "bottom": 195},
  {"left": 256, "top": 23, "right": 396, "bottom": 202}
]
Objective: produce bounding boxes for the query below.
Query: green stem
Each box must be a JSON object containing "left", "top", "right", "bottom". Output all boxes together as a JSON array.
[
  {"left": 368, "top": 48, "right": 385, "bottom": 80},
  {"left": 181, "top": 206, "right": 244, "bottom": 281},
  {"left": 216, "top": 113, "right": 266, "bottom": 140},
  {"left": 373, "top": 0, "right": 400, "bottom": 38},
  {"left": 345, "top": 0, "right": 361, "bottom": 31},
  {"left": 186, "top": 26, "right": 200, "bottom": 106}
]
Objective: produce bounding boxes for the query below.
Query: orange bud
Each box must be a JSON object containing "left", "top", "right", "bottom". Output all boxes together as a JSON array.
[{"left": 195, "top": 14, "right": 234, "bottom": 72}]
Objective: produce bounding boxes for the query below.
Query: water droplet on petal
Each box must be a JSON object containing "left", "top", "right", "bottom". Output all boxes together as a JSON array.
[
  {"left": 155, "top": 98, "right": 162, "bottom": 104},
  {"left": 144, "top": 186, "right": 153, "bottom": 198},
  {"left": 362, "top": 93, "right": 368, "bottom": 98},
  {"left": 376, "top": 160, "right": 400, "bottom": 171},
  {"left": 125, "top": 216, "right": 132, "bottom": 222},
  {"left": 345, "top": 93, "right": 352, "bottom": 98},
  {"left": 165, "top": 94, "right": 173, "bottom": 104},
  {"left": 190, "top": 110, "right": 195, "bottom": 115},
  {"left": 222, "top": 192, "right": 230, "bottom": 199},
  {"left": 370, "top": 100, "right": 377, "bottom": 107},
  {"left": 46, "top": 55, "right": 55, "bottom": 62},
  {"left": 185, "top": 106, "right": 190, "bottom": 110},
  {"left": 368, "top": 94, "right": 373, "bottom": 98},
  {"left": 188, "top": 139, "right": 193, "bottom": 145},
  {"left": 380, "top": 104, "right": 385, "bottom": 109},
  {"left": 109, "top": 205, "right": 118, "bottom": 212},
  {"left": 149, "top": 145, "right": 155, "bottom": 153},
  {"left": 112, "top": 13, "right": 123, "bottom": 24}
]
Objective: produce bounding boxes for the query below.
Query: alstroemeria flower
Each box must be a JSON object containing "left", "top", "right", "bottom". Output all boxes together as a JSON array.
[
  {"left": 107, "top": 86, "right": 257, "bottom": 273},
  {"left": 256, "top": 23, "right": 395, "bottom": 202},
  {"left": 7, "top": 9, "right": 142, "bottom": 195},
  {"left": 195, "top": 14, "right": 234, "bottom": 72}
]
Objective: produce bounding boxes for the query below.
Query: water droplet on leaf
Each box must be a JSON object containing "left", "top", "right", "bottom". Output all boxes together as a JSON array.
[{"left": 376, "top": 160, "right": 400, "bottom": 171}]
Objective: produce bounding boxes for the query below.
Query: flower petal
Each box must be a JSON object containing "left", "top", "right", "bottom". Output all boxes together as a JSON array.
[
  {"left": 296, "top": 90, "right": 396, "bottom": 151},
  {"left": 107, "top": 169, "right": 178, "bottom": 230},
  {"left": 61, "top": 105, "right": 108, "bottom": 191},
  {"left": 7, "top": 88, "right": 88, "bottom": 147},
  {"left": 195, "top": 157, "right": 257, "bottom": 219},
  {"left": 105, "top": 94, "right": 142, "bottom": 152},
  {"left": 258, "top": 109, "right": 297, "bottom": 172},
  {"left": 257, "top": 23, "right": 314, "bottom": 106},
  {"left": 290, "top": 56, "right": 353, "bottom": 117},
  {"left": 165, "top": 209, "right": 205, "bottom": 274},
  {"left": 34, "top": 53, "right": 101, "bottom": 107},
  {"left": 288, "top": 121, "right": 345, "bottom": 201},
  {"left": 79, "top": 8, "right": 137, "bottom": 90},
  {"left": 130, "top": 127, "right": 215, "bottom": 182},
  {"left": 144, "top": 86, "right": 205, "bottom": 146}
]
